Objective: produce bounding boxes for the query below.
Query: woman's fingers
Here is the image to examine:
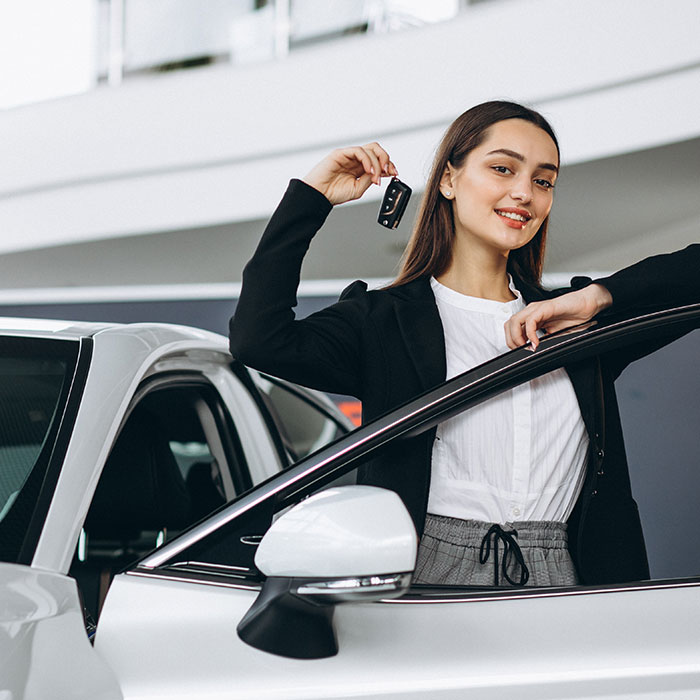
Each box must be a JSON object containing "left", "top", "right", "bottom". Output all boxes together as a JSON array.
[
  {"left": 504, "top": 285, "right": 614, "bottom": 351},
  {"left": 504, "top": 301, "right": 552, "bottom": 350},
  {"left": 504, "top": 319, "right": 515, "bottom": 349},
  {"left": 335, "top": 146, "right": 373, "bottom": 178},
  {"left": 504, "top": 305, "right": 529, "bottom": 349},
  {"left": 362, "top": 142, "right": 396, "bottom": 179},
  {"left": 363, "top": 147, "right": 383, "bottom": 185},
  {"left": 335, "top": 145, "right": 392, "bottom": 186},
  {"left": 524, "top": 314, "right": 543, "bottom": 350},
  {"left": 303, "top": 143, "right": 397, "bottom": 205}
]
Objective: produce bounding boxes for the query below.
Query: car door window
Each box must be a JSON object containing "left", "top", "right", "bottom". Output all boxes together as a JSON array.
[
  {"left": 71, "top": 378, "right": 250, "bottom": 620},
  {"left": 615, "top": 327, "right": 700, "bottom": 579},
  {"left": 136, "top": 306, "right": 700, "bottom": 595},
  {"left": 254, "top": 375, "right": 348, "bottom": 461}
]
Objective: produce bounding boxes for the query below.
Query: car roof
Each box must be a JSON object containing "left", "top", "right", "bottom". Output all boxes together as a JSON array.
[
  {"left": 0, "top": 316, "right": 117, "bottom": 338},
  {"left": 0, "top": 316, "right": 227, "bottom": 346}
]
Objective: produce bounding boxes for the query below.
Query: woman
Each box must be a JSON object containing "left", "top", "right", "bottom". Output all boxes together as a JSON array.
[{"left": 230, "top": 101, "right": 699, "bottom": 587}]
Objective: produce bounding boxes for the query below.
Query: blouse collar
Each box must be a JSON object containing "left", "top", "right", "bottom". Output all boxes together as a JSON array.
[{"left": 430, "top": 275, "right": 524, "bottom": 315}]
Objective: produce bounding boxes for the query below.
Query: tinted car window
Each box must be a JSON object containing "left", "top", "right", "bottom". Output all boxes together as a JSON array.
[
  {"left": 0, "top": 336, "right": 79, "bottom": 563},
  {"left": 616, "top": 328, "right": 700, "bottom": 579},
  {"left": 72, "top": 380, "right": 250, "bottom": 620},
  {"left": 255, "top": 376, "right": 347, "bottom": 461}
]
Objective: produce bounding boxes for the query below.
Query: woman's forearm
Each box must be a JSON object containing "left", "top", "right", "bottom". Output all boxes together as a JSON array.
[{"left": 504, "top": 243, "right": 699, "bottom": 350}]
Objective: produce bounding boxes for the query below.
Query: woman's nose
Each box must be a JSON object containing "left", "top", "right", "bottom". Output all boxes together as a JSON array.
[
  {"left": 510, "top": 187, "right": 532, "bottom": 202},
  {"left": 510, "top": 178, "right": 533, "bottom": 202}
]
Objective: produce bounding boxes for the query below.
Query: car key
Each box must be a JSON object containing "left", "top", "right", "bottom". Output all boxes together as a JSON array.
[{"left": 378, "top": 177, "right": 412, "bottom": 229}]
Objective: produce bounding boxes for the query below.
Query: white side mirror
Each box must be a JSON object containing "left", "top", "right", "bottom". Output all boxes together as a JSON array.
[
  {"left": 238, "top": 486, "right": 417, "bottom": 658},
  {"left": 255, "top": 485, "right": 417, "bottom": 577}
]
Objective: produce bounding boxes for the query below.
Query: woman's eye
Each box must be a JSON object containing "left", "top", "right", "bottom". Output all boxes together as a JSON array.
[
  {"left": 535, "top": 178, "right": 555, "bottom": 190},
  {"left": 492, "top": 165, "right": 512, "bottom": 174}
]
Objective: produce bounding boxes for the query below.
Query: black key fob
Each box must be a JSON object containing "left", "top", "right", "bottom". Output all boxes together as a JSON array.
[{"left": 378, "top": 177, "right": 412, "bottom": 229}]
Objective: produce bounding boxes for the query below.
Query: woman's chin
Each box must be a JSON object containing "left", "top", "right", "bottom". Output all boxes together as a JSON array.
[{"left": 494, "top": 229, "right": 536, "bottom": 252}]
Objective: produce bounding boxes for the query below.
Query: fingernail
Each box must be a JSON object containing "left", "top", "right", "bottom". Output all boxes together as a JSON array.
[{"left": 370, "top": 167, "right": 375, "bottom": 175}]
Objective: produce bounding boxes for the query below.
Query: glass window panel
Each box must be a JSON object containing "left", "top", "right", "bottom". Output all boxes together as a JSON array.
[{"left": 0, "top": 337, "right": 78, "bottom": 563}]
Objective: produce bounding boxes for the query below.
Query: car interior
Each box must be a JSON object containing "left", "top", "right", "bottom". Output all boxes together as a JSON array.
[{"left": 70, "top": 385, "right": 238, "bottom": 623}]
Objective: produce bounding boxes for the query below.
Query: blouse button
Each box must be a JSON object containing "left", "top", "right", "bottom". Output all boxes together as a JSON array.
[{"left": 512, "top": 507, "right": 521, "bottom": 516}]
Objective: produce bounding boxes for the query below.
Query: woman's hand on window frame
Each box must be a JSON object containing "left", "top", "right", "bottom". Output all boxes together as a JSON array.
[{"left": 504, "top": 284, "right": 613, "bottom": 351}]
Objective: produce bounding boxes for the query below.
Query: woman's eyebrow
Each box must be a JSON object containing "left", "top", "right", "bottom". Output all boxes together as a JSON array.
[{"left": 486, "top": 148, "right": 559, "bottom": 174}]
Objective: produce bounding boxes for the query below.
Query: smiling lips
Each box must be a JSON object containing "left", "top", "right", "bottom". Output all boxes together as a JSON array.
[{"left": 495, "top": 208, "right": 532, "bottom": 229}]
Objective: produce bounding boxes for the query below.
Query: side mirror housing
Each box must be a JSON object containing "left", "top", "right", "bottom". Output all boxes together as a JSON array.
[{"left": 237, "top": 486, "right": 417, "bottom": 658}]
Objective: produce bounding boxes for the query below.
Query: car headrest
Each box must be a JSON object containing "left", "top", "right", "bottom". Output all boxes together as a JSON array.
[{"left": 84, "top": 407, "right": 192, "bottom": 539}]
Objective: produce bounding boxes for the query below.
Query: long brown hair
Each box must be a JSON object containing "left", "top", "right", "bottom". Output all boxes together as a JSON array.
[{"left": 389, "top": 101, "right": 559, "bottom": 289}]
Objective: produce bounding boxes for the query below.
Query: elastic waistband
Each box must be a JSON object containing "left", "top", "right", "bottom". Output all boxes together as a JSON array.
[{"left": 424, "top": 513, "right": 568, "bottom": 549}]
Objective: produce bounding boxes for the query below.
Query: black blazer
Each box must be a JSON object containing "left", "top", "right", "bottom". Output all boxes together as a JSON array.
[{"left": 230, "top": 179, "right": 700, "bottom": 585}]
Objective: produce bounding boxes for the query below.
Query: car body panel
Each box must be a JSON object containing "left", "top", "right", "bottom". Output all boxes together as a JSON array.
[
  {"left": 96, "top": 570, "right": 700, "bottom": 699},
  {"left": 0, "top": 563, "right": 122, "bottom": 700}
]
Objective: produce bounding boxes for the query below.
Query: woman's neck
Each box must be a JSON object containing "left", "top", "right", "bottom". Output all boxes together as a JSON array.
[{"left": 436, "top": 247, "right": 516, "bottom": 302}]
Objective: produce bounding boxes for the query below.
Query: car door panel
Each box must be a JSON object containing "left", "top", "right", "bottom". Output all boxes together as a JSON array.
[{"left": 95, "top": 571, "right": 700, "bottom": 699}]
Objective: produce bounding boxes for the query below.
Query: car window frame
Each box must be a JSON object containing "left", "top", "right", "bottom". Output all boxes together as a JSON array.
[{"left": 133, "top": 302, "right": 700, "bottom": 602}]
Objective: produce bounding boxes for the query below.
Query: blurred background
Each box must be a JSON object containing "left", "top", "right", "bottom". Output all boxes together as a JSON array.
[{"left": 0, "top": 0, "right": 698, "bottom": 332}]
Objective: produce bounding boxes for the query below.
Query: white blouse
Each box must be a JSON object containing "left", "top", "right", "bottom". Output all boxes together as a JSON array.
[{"left": 427, "top": 277, "right": 589, "bottom": 524}]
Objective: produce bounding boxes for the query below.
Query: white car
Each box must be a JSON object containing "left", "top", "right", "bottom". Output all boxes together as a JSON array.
[
  {"left": 2, "top": 303, "right": 700, "bottom": 700},
  {"left": 0, "top": 317, "right": 351, "bottom": 698}
]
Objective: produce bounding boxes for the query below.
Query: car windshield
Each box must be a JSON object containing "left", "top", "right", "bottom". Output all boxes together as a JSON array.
[{"left": 0, "top": 336, "right": 79, "bottom": 562}]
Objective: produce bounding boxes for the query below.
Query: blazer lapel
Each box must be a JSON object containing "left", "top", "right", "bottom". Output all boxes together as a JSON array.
[
  {"left": 391, "top": 278, "right": 447, "bottom": 392},
  {"left": 563, "top": 358, "right": 598, "bottom": 443}
]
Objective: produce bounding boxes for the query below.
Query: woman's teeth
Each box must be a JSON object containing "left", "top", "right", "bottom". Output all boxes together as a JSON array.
[{"left": 496, "top": 210, "right": 528, "bottom": 222}]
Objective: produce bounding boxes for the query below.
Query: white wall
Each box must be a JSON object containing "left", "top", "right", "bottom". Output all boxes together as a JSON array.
[
  {"left": 0, "top": 0, "right": 699, "bottom": 256},
  {"left": 0, "top": 0, "right": 96, "bottom": 110}
]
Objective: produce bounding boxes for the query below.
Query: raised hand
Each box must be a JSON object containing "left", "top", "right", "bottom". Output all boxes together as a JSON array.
[
  {"left": 504, "top": 284, "right": 613, "bottom": 350},
  {"left": 302, "top": 143, "right": 398, "bottom": 206}
]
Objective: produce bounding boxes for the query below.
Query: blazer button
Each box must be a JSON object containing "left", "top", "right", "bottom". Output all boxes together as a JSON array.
[
  {"left": 597, "top": 469, "right": 605, "bottom": 477},
  {"left": 597, "top": 449, "right": 605, "bottom": 459},
  {"left": 591, "top": 490, "right": 598, "bottom": 497}
]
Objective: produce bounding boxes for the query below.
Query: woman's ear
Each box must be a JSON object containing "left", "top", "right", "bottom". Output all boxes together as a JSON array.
[{"left": 440, "top": 163, "right": 455, "bottom": 199}]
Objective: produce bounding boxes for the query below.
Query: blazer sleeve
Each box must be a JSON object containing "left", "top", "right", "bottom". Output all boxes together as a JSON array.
[
  {"left": 590, "top": 244, "right": 700, "bottom": 378},
  {"left": 229, "top": 179, "right": 370, "bottom": 399},
  {"left": 593, "top": 243, "right": 700, "bottom": 311}
]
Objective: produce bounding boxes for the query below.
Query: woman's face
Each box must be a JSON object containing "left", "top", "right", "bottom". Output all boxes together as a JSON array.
[{"left": 442, "top": 118, "right": 559, "bottom": 258}]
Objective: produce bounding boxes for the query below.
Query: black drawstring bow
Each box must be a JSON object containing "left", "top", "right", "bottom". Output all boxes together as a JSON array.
[{"left": 479, "top": 524, "right": 530, "bottom": 586}]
